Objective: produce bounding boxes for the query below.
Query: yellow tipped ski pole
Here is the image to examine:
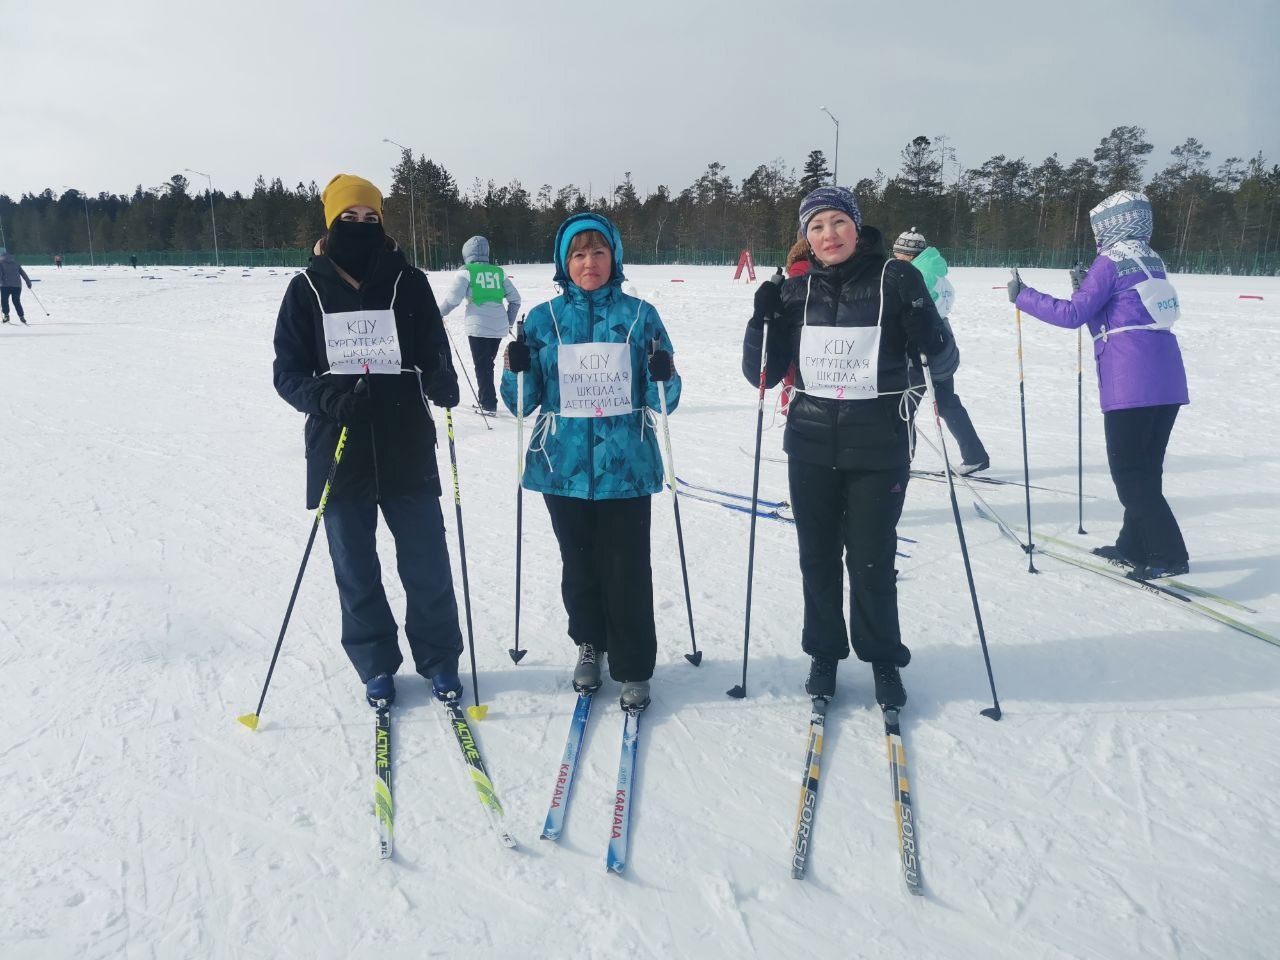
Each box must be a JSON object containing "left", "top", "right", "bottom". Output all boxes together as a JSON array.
[
  {"left": 1012, "top": 277, "right": 1038, "bottom": 575},
  {"left": 444, "top": 408, "right": 488, "bottom": 721},
  {"left": 239, "top": 424, "right": 350, "bottom": 730}
]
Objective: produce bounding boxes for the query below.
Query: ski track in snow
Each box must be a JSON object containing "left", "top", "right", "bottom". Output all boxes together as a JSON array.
[{"left": 2, "top": 264, "right": 1278, "bottom": 959}]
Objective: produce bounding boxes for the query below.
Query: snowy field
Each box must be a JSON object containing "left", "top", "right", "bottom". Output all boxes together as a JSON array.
[{"left": 2, "top": 260, "right": 1278, "bottom": 960}]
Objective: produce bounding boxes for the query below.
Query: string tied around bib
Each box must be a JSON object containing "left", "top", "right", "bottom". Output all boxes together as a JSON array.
[{"left": 528, "top": 411, "right": 559, "bottom": 474}]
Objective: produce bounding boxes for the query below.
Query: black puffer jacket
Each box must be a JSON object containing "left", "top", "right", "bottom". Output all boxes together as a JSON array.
[
  {"left": 742, "top": 236, "right": 946, "bottom": 470},
  {"left": 273, "top": 240, "right": 456, "bottom": 508}
]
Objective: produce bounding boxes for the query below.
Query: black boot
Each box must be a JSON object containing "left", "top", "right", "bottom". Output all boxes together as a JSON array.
[
  {"left": 805, "top": 656, "right": 837, "bottom": 700},
  {"left": 573, "top": 643, "right": 602, "bottom": 693},
  {"left": 872, "top": 662, "right": 907, "bottom": 709},
  {"left": 1091, "top": 544, "right": 1133, "bottom": 566},
  {"left": 1128, "top": 559, "right": 1190, "bottom": 580}
]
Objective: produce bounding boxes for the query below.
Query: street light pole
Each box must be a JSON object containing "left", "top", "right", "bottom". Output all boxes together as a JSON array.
[
  {"left": 63, "top": 185, "right": 95, "bottom": 266},
  {"left": 185, "top": 168, "right": 220, "bottom": 267},
  {"left": 820, "top": 106, "right": 840, "bottom": 186},
  {"left": 383, "top": 138, "right": 420, "bottom": 268}
]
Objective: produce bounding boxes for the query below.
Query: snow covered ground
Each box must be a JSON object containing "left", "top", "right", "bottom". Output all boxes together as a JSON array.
[{"left": 2, "top": 260, "right": 1278, "bottom": 960}]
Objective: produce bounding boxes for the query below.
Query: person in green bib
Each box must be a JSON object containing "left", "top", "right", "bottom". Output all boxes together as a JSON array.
[{"left": 437, "top": 236, "right": 522, "bottom": 415}]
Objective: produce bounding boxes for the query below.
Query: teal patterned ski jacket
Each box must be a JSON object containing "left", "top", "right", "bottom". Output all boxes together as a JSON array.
[{"left": 500, "top": 214, "right": 681, "bottom": 500}]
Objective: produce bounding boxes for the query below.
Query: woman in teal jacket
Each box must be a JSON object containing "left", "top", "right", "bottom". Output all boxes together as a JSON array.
[{"left": 501, "top": 213, "right": 680, "bottom": 711}]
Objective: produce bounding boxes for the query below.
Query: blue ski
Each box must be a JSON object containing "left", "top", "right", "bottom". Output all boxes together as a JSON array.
[
  {"left": 541, "top": 693, "right": 593, "bottom": 841},
  {"left": 675, "top": 475, "right": 787, "bottom": 509},
  {"left": 606, "top": 708, "right": 642, "bottom": 874}
]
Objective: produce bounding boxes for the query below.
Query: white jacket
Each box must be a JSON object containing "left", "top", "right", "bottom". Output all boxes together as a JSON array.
[{"left": 437, "top": 238, "right": 522, "bottom": 340}]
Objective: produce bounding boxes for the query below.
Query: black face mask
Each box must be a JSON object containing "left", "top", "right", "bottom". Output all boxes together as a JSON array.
[{"left": 326, "top": 220, "right": 385, "bottom": 281}]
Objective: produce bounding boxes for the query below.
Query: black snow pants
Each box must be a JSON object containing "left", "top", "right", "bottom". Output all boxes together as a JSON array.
[
  {"left": 788, "top": 458, "right": 911, "bottom": 667},
  {"left": 469, "top": 335, "right": 501, "bottom": 412},
  {"left": 1104, "top": 404, "right": 1188, "bottom": 566},
  {"left": 1, "top": 287, "right": 23, "bottom": 320},
  {"left": 544, "top": 493, "right": 656, "bottom": 683},
  {"left": 934, "top": 376, "right": 988, "bottom": 466},
  {"left": 323, "top": 488, "right": 464, "bottom": 683}
]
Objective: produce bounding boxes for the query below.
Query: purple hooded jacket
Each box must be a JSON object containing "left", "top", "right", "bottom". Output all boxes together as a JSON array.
[{"left": 1015, "top": 193, "right": 1189, "bottom": 413}]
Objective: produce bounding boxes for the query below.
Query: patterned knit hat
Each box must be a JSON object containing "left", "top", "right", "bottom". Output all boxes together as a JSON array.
[
  {"left": 893, "top": 227, "right": 927, "bottom": 258},
  {"left": 799, "top": 186, "right": 863, "bottom": 233},
  {"left": 1089, "top": 191, "right": 1153, "bottom": 250}
]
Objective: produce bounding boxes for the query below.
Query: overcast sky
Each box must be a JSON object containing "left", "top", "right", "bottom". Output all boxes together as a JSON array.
[{"left": 7, "top": 0, "right": 1279, "bottom": 201}]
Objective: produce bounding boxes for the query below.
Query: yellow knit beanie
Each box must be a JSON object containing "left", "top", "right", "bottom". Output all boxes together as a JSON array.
[{"left": 322, "top": 174, "right": 384, "bottom": 228}]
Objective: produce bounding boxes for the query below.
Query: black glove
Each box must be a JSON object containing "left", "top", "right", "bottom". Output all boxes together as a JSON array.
[
  {"left": 506, "top": 340, "right": 531, "bottom": 373},
  {"left": 1007, "top": 268, "right": 1026, "bottom": 304},
  {"left": 426, "top": 368, "right": 460, "bottom": 408},
  {"left": 323, "top": 385, "right": 372, "bottom": 426},
  {"left": 1069, "top": 262, "right": 1088, "bottom": 293},
  {"left": 648, "top": 348, "right": 673, "bottom": 382},
  {"left": 25, "top": 279, "right": 32, "bottom": 290},
  {"left": 749, "top": 276, "right": 784, "bottom": 330}
]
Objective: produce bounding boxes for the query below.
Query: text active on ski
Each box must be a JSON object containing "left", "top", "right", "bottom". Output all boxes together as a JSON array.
[
  {"left": 375, "top": 701, "right": 393, "bottom": 860},
  {"left": 442, "top": 697, "right": 517, "bottom": 848}
]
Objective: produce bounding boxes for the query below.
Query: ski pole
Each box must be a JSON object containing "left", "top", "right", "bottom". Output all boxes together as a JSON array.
[
  {"left": 444, "top": 408, "right": 487, "bottom": 720},
  {"left": 1071, "top": 263, "right": 1086, "bottom": 536},
  {"left": 728, "top": 321, "right": 769, "bottom": 699},
  {"left": 509, "top": 319, "right": 527, "bottom": 665},
  {"left": 239, "top": 421, "right": 352, "bottom": 731},
  {"left": 26, "top": 285, "right": 50, "bottom": 317},
  {"left": 444, "top": 324, "right": 493, "bottom": 431},
  {"left": 1011, "top": 273, "right": 1038, "bottom": 574},
  {"left": 920, "top": 354, "right": 1002, "bottom": 721},
  {"left": 652, "top": 337, "right": 701, "bottom": 666}
]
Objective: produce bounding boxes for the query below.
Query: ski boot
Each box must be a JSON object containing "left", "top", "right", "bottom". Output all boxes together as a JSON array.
[
  {"left": 1091, "top": 544, "right": 1133, "bottom": 565},
  {"left": 872, "top": 662, "right": 907, "bottom": 710},
  {"left": 430, "top": 669, "right": 463, "bottom": 702},
  {"left": 956, "top": 459, "right": 989, "bottom": 477},
  {"left": 573, "top": 643, "right": 602, "bottom": 693},
  {"left": 619, "top": 681, "right": 650, "bottom": 712},
  {"left": 1128, "top": 558, "right": 1190, "bottom": 581},
  {"left": 805, "top": 655, "right": 837, "bottom": 700},
  {"left": 366, "top": 673, "right": 396, "bottom": 707}
]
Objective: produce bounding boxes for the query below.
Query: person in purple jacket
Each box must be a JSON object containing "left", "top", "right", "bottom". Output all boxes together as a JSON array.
[{"left": 1007, "top": 191, "right": 1189, "bottom": 580}]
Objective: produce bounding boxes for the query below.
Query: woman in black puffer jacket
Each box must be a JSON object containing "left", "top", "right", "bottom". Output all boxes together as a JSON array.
[
  {"left": 742, "top": 186, "right": 950, "bottom": 709},
  {"left": 273, "top": 173, "right": 464, "bottom": 709}
]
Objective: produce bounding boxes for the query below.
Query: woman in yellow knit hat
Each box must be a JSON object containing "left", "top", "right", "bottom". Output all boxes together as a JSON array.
[{"left": 272, "top": 173, "right": 466, "bottom": 708}]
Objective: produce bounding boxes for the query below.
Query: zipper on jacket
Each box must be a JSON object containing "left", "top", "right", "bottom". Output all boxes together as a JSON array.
[{"left": 359, "top": 286, "right": 383, "bottom": 502}]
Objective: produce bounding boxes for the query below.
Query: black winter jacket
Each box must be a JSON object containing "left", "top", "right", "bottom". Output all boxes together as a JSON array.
[
  {"left": 273, "top": 241, "right": 456, "bottom": 508},
  {"left": 742, "top": 247, "right": 946, "bottom": 470}
]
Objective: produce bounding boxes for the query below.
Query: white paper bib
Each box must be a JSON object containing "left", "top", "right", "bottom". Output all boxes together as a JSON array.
[
  {"left": 798, "top": 324, "right": 881, "bottom": 399},
  {"left": 322, "top": 309, "right": 402, "bottom": 375},
  {"left": 1094, "top": 250, "right": 1181, "bottom": 341},
  {"left": 558, "top": 341, "right": 633, "bottom": 417}
]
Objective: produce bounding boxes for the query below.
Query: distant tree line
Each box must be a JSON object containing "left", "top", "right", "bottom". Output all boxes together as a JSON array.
[{"left": 3, "top": 126, "right": 1278, "bottom": 274}]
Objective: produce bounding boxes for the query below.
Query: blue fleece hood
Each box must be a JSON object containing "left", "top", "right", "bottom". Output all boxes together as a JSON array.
[{"left": 552, "top": 212, "right": 625, "bottom": 287}]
